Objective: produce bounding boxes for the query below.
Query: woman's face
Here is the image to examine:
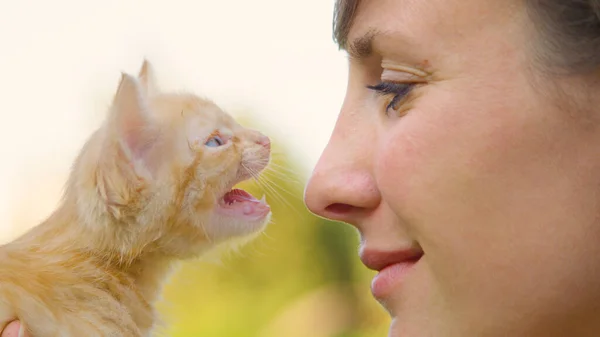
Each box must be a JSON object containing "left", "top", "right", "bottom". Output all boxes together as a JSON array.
[{"left": 304, "top": 0, "right": 600, "bottom": 336}]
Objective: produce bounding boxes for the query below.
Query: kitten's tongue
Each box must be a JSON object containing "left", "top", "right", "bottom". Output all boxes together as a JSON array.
[
  {"left": 220, "top": 189, "right": 270, "bottom": 219},
  {"left": 223, "top": 189, "right": 257, "bottom": 204}
]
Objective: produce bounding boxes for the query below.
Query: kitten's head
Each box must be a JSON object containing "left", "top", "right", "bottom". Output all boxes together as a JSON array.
[{"left": 69, "top": 61, "right": 271, "bottom": 258}]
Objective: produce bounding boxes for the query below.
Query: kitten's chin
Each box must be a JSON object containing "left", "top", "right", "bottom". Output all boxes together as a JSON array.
[
  {"left": 216, "top": 188, "right": 271, "bottom": 221},
  {"left": 204, "top": 188, "right": 270, "bottom": 241}
]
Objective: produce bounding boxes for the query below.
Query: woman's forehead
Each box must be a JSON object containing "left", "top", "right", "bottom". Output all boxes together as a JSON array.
[{"left": 345, "top": 0, "right": 520, "bottom": 45}]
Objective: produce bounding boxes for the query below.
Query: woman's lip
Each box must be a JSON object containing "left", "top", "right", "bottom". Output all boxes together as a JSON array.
[
  {"left": 370, "top": 256, "right": 422, "bottom": 299},
  {"left": 359, "top": 246, "right": 424, "bottom": 271}
]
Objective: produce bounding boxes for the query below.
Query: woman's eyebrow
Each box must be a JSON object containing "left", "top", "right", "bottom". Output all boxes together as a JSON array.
[{"left": 347, "top": 29, "right": 380, "bottom": 61}]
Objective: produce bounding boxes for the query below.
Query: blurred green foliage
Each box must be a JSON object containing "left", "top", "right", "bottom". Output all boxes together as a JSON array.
[{"left": 155, "top": 128, "right": 389, "bottom": 337}]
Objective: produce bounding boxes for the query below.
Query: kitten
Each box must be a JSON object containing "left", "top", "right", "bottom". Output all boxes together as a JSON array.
[{"left": 0, "top": 60, "right": 272, "bottom": 336}]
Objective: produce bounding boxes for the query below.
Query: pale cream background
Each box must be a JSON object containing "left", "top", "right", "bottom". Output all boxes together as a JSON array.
[{"left": 0, "top": 0, "right": 348, "bottom": 240}]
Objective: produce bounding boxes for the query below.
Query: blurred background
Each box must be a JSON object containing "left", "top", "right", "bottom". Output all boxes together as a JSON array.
[{"left": 0, "top": 0, "right": 390, "bottom": 336}]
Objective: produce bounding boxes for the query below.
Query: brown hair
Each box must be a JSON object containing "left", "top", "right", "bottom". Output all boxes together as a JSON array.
[
  {"left": 332, "top": 0, "right": 600, "bottom": 74},
  {"left": 332, "top": 0, "right": 359, "bottom": 50}
]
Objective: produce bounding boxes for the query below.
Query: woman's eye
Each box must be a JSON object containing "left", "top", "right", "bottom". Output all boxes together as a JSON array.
[
  {"left": 205, "top": 135, "right": 225, "bottom": 147},
  {"left": 367, "top": 82, "right": 415, "bottom": 116}
]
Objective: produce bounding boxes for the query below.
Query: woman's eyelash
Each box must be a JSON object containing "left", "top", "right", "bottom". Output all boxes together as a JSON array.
[
  {"left": 367, "top": 82, "right": 412, "bottom": 95},
  {"left": 367, "top": 82, "right": 415, "bottom": 114}
]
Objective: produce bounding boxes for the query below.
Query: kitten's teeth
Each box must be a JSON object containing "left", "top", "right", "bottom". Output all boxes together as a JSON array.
[{"left": 259, "top": 195, "right": 267, "bottom": 203}]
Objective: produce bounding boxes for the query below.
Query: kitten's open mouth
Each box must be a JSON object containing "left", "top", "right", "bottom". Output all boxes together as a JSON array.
[{"left": 217, "top": 188, "right": 270, "bottom": 220}]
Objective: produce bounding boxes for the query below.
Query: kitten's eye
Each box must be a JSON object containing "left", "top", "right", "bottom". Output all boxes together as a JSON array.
[
  {"left": 205, "top": 135, "right": 225, "bottom": 147},
  {"left": 367, "top": 82, "right": 416, "bottom": 116}
]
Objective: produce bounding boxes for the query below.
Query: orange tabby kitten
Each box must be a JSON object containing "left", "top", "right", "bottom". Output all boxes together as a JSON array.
[{"left": 0, "top": 60, "right": 272, "bottom": 336}]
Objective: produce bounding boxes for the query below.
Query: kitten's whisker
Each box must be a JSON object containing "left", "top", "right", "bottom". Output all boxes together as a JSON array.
[
  {"left": 249, "top": 159, "right": 302, "bottom": 181},
  {"left": 240, "top": 161, "right": 303, "bottom": 217},
  {"left": 241, "top": 163, "right": 261, "bottom": 181},
  {"left": 261, "top": 170, "right": 303, "bottom": 186},
  {"left": 265, "top": 166, "right": 298, "bottom": 176},
  {"left": 264, "top": 165, "right": 301, "bottom": 178},
  {"left": 253, "top": 174, "right": 283, "bottom": 201},
  {"left": 263, "top": 160, "right": 293, "bottom": 168},
  {"left": 255, "top": 176, "right": 302, "bottom": 217},
  {"left": 268, "top": 148, "right": 287, "bottom": 158},
  {"left": 259, "top": 174, "right": 302, "bottom": 200}
]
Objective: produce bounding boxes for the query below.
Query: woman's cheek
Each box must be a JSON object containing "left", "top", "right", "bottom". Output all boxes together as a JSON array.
[{"left": 375, "top": 104, "right": 469, "bottom": 220}]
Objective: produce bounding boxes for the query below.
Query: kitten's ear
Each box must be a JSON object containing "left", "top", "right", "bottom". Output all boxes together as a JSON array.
[
  {"left": 137, "top": 59, "right": 157, "bottom": 97},
  {"left": 109, "top": 73, "right": 159, "bottom": 173}
]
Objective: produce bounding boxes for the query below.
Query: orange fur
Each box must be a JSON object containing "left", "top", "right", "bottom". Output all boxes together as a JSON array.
[{"left": 0, "top": 61, "right": 272, "bottom": 336}]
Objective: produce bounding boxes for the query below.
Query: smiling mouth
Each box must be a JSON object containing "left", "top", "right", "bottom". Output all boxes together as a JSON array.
[
  {"left": 370, "top": 256, "right": 422, "bottom": 300},
  {"left": 360, "top": 246, "right": 424, "bottom": 299},
  {"left": 217, "top": 188, "right": 270, "bottom": 220}
]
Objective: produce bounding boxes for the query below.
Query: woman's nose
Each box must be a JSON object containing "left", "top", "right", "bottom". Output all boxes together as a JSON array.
[
  {"left": 305, "top": 166, "right": 380, "bottom": 224},
  {"left": 304, "top": 124, "right": 381, "bottom": 225}
]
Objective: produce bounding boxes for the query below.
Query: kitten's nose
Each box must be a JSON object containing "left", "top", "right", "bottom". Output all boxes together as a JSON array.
[{"left": 256, "top": 135, "right": 271, "bottom": 150}]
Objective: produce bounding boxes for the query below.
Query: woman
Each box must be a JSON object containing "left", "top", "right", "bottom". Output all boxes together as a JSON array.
[
  {"left": 4, "top": 0, "right": 600, "bottom": 336},
  {"left": 304, "top": 0, "right": 600, "bottom": 336}
]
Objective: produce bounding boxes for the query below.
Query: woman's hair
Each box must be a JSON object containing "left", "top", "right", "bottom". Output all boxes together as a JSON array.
[{"left": 333, "top": 0, "right": 600, "bottom": 74}]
